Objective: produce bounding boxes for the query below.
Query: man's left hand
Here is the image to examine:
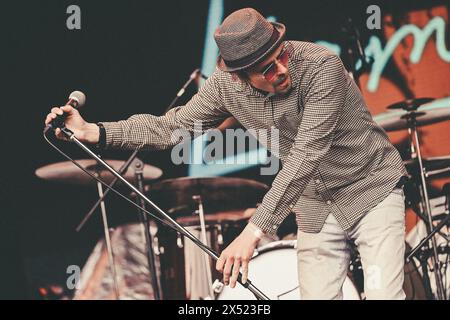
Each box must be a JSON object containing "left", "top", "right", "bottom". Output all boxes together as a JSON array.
[{"left": 216, "top": 223, "right": 262, "bottom": 288}]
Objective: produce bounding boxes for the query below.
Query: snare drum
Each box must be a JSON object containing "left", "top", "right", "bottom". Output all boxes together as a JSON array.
[{"left": 216, "top": 240, "right": 361, "bottom": 300}]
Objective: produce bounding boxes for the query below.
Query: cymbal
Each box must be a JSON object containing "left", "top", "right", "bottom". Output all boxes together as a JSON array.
[
  {"left": 35, "top": 159, "right": 163, "bottom": 185},
  {"left": 404, "top": 156, "right": 450, "bottom": 178},
  {"left": 147, "top": 177, "right": 268, "bottom": 222},
  {"left": 387, "top": 98, "right": 435, "bottom": 111},
  {"left": 374, "top": 103, "right": 450, "bottom": 132}
]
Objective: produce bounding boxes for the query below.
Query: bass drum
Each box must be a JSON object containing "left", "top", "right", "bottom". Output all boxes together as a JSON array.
[{"left": 216, "top": 240, "right": 361, "bottom": 300}]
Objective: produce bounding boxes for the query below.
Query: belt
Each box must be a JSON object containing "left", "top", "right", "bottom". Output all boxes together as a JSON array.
[{"left": 395, "top": 175, "right": 408, "bottom": 189}]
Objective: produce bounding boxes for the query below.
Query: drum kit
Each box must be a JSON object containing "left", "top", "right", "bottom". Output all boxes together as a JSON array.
[
  {"left": 36, "top": 96, "right": 450, "bottom": 300},
  {"left": 36, "top": 157, "right": 271, "bottom": 299},
  {"left": 374, "top": 97, "right": 450, "bottom": 300}
]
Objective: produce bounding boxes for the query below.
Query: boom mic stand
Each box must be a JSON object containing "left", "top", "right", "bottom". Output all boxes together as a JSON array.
[
  {"left": 342, "top": 18, "right": 373, "bottom": 88},
  {"left": 55, "top": 126, "right": 270, "bottom": 300}
]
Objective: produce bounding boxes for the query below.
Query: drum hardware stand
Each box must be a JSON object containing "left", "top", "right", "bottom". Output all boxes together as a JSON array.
[
  {"left": 212, "top": 279, "right": 225, "bottom": 295},
  {"left": 132, "top": 157, "right": 162, "bottom": 300},
  {"left": 405, "top": 181, "right": 450, "bottom": 241},
  {"left": 53, "top": 127, "right": 269, "bottom": 300},
  {"left": 216, "top": 224, "right": 224, "bottom": 246},
  {"left": 74, "top": 150, "right": 140, "bottom": 299},
  {"left": 192, "top": 195, "right": 215, "bottom": 299},
  {"left": 402, "top": 110, "right": 446, "bottom": 300},
  {"left": 176, "top": 232, "right": 184, "bottom": 248},
  {"left": 94, "top": 167, "right": 121, "bottom": 299},
  {"left": 76, "top": 149, "right": 140, "bottom": 232},
  {"left": 408, "top": 211, "right": 450, "bottom": 263},
  {"left": 166, "top": 208, "right": 187, "bottom": 249},
  {"left": 426, "top": 167, "right": 450, "bottom": 178},
  {"left": 408, "top": 184, "right": 450, "bottom": 298},
  {"left": 409, "top": 242, "right": 435, "bottom": 300}
]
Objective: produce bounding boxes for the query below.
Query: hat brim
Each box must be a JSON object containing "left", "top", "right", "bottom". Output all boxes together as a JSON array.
[{"left": 217, "top": 22, "right": 286, "bottom": 73}]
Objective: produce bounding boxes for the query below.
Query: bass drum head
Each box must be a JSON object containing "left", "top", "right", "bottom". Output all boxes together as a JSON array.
[{"left": 216, "top": 240, "right": 361, "bottom": 300}]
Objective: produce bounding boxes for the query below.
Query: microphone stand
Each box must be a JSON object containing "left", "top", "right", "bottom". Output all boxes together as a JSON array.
[
  {"left": 342, "top": 18, "right": 373, "bottom": 88},
  {"left": 59, "top": 126, "right": 270, "bottom": 301}
]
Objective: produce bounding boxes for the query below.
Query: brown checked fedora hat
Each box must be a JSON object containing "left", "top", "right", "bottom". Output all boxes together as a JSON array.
[{"left": 214, "top": 8, "right": 286, "bottom": 72}]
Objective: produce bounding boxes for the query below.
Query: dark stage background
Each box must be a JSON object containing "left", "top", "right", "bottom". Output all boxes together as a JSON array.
[{"left": 2, "top": 0, "right": 449, "bottom": 299}]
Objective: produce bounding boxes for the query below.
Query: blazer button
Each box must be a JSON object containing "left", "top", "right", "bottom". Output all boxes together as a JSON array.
[
  {"left": 326, "top": 200, "right": 332, "bottom": 205},
  {"left": 315, "top": 179, "right": 320, "bottom": 184}
]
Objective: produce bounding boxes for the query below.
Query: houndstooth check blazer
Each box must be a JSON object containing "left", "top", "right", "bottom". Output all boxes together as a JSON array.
[{"left": 101, "top": 41, "right": 408, "bottom": 235}]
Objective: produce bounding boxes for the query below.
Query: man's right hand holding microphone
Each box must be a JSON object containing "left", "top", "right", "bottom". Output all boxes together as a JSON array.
[{"left": 45, "top": 105, "right": 100, "bottom": 144}]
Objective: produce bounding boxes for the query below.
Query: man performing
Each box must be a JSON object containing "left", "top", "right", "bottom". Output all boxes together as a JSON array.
[{"left": 45, "top": 8, "right": 408, "bottom": 299}]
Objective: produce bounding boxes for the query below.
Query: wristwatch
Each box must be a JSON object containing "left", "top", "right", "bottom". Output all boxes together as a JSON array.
[{"left": 96, "top": 122, "right": 106, "bottom": 150}]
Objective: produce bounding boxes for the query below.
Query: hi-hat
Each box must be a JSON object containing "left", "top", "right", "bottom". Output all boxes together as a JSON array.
[
  {"left": 387, "top": 98, "right": 435, "bottom": 111},
  {"left": 374, "top": 99, "right": 450, "bottom": 132},
  {"left": 35, "top": 159, "right": 163, "bottom": 185}
]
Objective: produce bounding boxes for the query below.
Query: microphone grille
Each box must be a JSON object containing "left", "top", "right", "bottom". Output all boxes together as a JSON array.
[{"left": 69, "top": 91, "right": 86, "bottom": 108}]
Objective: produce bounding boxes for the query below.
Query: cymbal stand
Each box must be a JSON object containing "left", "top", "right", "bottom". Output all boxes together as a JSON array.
[
  {"left": 404, "top": 111, "right": 446, "bottom": 299},
  {"left": 132, "top": 157, "right": 162, "bottom": 300},
  {"left": 95, "top": 167, "right": 120, "bottom": 299},
  {"left": 76, "top": 149, "right": 139, "bottom": 232},
  {"left": 192, "top": 195, "right": 215, "bottom": 299}
]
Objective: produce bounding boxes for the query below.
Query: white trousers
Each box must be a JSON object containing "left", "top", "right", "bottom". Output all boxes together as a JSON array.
[{"left": 297, "top": 188, "right": 406, "bottom": 300}]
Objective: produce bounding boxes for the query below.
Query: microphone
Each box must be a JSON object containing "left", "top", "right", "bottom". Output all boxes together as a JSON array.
[
  {"left": 164, "top": 69, "right": 207, "bottom": 114},
  {"left": 176, "top": 69, "right": 207, "bottom": 98},
  {"left": 44, "top": 91, "right": 86, "bottom": 133}
]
